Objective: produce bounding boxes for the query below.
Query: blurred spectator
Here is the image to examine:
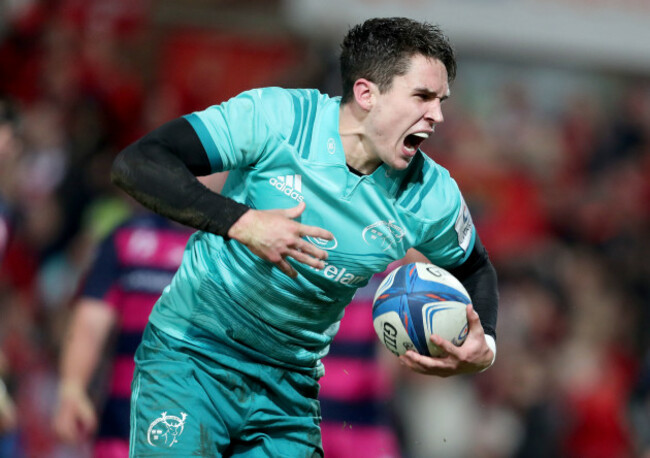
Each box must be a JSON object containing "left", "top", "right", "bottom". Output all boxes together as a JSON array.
[
  {"left": 550, "top": 248, "right": 639, "bottom": 458},
  {"left": 0, "top": 94, "right": 21, "bottom": 456},
  {"left": 0, "top": 95, "right": 21, "bottom": 264},
  {"left": 52, "top": 212, "right": 193, "bottom": 457},
  {"left": 630, "top": 352, "right": 650, "bottom": 457}
]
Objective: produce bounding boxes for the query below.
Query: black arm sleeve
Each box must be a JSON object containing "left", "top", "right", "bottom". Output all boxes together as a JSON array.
[
  {"left": 447, "top": 235, "right": 499, "bottom": 339},
  {"left": 111, "top": 117, "right": 249, "bottom": 237}
]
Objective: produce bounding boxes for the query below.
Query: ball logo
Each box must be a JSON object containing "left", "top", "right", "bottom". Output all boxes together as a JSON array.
[
  {"left": 381, "top": 321, "right": 400, "bottom": 355},
  {"left": 425, "top": 266, "right": 443, "bottom": 278},
  {"left": 375, "top": 313, "right": 415, "bottom": 356},
  {"left": 362, "top": 220, "right": 405, "bottom": 252},
  {"left": 147, "top": 411, "right": 188, "bottom": 448},
  {"left": 306, "top": 235, "right": 338, "bottom": 250},
  {"left": 269, "top": 175, "right": 304, "bottom": 203}
]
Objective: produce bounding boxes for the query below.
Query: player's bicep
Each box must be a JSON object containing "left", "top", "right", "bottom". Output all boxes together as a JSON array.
[
  {"left": 141, "top": 117, "right": 212, "bottom": 176},
  {"left": 186, "top": 89, "right": 291, "bottom": 171},
  {"left": 447, "top": 236, "right": 499, "bottom": 339},
  {"left": 74, "top": 298, "right": 119, "bottom": 334},
  {"left": 81, "top": 235, "right": 121, "bottom": 301}
]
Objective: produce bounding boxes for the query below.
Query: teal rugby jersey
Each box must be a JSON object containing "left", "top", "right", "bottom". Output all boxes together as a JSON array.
[{"left": 148, "top": 87, "right": 476, "bottom": 377}]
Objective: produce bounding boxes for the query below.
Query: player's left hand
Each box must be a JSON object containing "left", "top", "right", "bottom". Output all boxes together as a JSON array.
[
  {"left": 399, "top": 304, "right": 494, "bottom": 377},
  {"left": 52, "top": 381, "right": 97, "bottom": 443},
  {"left": 228, "top": 201, "right": 333, "bottom": 278}
]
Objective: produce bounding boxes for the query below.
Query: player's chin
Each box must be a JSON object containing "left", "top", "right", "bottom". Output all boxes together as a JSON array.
[{"left": 390, "top": 156, "right": 413, "bottom": 170}]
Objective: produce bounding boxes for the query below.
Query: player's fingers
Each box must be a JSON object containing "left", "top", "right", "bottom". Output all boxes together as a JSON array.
[
  {"left": 430, "top": 334, "right": 459, "bottom": 357},
  {"left": 281, "top": 201, "right": 306, "bottom": 220},
  {"left": 298, "top": 223, "right": 333, "bottom": 241},
  {"left": 401, "top": 350, "right": 437, "bottom": 369},
  {"left": 398, "top": 353, "right": 427, "bottom": 373},
  {"left": 78, "top": 406, "right": 97, "bottom": 435},
  {"left": 287, "top": 249, "right": 326, "bottom": 270},
  {"left": 275, "top": 258, "right": 298, "bottom": 278},
  {"left": 54, "top": 415, "right": 77, "bottom": 442},
  {"left": 466, "top": 304, "right": 484, "bottom": 333},
  {"left": 400, "top": 351, "right": 455, "bottom": 376},
  {"left": 52, "top": 417, "right": 66, "bottom": 440},
  {"left": 295, "top": 239, "right": 328, "bottom": 260}
]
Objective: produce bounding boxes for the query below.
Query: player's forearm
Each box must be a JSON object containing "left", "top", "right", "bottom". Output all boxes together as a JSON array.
[
  {"left": 60, "top": 300, "right": 116, "bottom": 390},
  {"left": 111, "top": 123, "right": 249, "bottom": 238},
  {"left": 55, "top": 301, "right": 104, "bottom": 443},
  {"left": 448, "top": 236, "right": 499, "bottom": 339},
  {"left": 458, "top": 261, "right": 498, "bottom": 338}
]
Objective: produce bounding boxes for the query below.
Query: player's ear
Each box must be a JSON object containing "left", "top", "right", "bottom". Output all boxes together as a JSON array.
[{"left": 353, "top": 78, "right": 375, "bottom": 111}]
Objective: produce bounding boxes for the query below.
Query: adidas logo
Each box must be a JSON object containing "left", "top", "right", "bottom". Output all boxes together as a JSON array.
[{"left": 269, "top": 174, "right": 304, "bottom": 202}]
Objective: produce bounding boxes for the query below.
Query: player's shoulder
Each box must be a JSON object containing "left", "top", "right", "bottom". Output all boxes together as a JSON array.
[
  {"left": 250, "top": 86, "right": 326, "bottom": 100},
  {"left": 396, "top": 152, "right": 462, "bottom": 220},
  {"left": 420, "top": 152, "right": 455, "bottom": 185},
  {"left": 236, "top": 87, "right": 327, "bottom": 110},
  {"left": 237, "top": 87, "right": 331, "bottom": 137}
]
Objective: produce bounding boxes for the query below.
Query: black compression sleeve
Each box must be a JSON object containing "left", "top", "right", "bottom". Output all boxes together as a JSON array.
[
  {"left": 447, "top": 235, "right": 499, "bottom": 339},
  {"left": 111, "top": 118, "right": 249, "bottom": 237}
]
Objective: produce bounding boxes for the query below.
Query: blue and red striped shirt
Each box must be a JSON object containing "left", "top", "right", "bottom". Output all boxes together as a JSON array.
[{"left": 81, "top": 214, "right": 192, "bottom": 441}]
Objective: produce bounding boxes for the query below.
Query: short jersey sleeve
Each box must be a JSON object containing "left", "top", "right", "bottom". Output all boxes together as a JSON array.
[
  {"left": 414, "top": 177, "right": 476, "bottom": 269},
  {"left": 183, "top": 88, "right": 295, "bottom": 173},
  {"left": 81, "top": 232, "right": 121, "bottom": 303}
]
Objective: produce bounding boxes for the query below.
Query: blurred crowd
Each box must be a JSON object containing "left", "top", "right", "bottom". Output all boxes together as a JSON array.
[
  {"left": 1, "top": 2, "right": 649, "bottom": 457},
  {"left": 398, "top": 72, "right": 650, "bottom": 457}
]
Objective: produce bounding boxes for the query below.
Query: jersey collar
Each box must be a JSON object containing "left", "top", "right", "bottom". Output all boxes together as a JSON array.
[{"left": 318, "top": 97, "right": 419, "bottom": 196}]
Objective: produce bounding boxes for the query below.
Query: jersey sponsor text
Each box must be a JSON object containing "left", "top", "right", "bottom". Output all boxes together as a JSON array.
[{"left": 310, "top": 261, "right": 368, "bottom": 286}]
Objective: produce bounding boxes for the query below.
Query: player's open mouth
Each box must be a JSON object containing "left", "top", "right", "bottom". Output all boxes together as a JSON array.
[{"left": 403, "top": 132, "right": 430, "bottom": 153}]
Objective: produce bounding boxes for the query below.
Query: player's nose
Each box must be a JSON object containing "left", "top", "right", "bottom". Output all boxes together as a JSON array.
[{"left": 425, "top": 100, "right": 444, "bottom": 125}]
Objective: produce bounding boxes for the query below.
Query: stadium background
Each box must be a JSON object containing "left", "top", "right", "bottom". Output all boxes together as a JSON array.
[{"left": 0, "top": 0, "right": 649, "bottom": 456}]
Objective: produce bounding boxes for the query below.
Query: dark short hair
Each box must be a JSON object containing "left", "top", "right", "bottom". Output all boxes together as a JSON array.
[{"left": 339, "top": 17, "right": 456, "bottom": 103}]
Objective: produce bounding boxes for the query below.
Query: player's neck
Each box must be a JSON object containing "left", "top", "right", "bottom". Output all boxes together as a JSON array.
[{"left": 339, "top": 103, "right": 381, "bottom": 175}]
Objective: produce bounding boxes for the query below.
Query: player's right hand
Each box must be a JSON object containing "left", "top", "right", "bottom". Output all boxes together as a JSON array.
[
  {"left": 399, "top": 304, "right": 494, "bottom": 377},
  {"left": 227, "top": 201, "right": 333, "bottom": 278},
  {"left": 52, "top": 382, "right": 97, "bottom": 444}
]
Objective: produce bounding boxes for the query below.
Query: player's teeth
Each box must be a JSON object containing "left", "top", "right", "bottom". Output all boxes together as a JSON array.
[{"left": 413, "top": 132, "right": 429, "bottom": 139}]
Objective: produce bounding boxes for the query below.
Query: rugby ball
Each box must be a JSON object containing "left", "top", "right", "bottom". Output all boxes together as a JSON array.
[{"left": 372, "top": 263, "right": 470, "bottom": 357}]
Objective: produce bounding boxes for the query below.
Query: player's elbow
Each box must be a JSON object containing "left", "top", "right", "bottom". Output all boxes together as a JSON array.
[
  {"left": 110, "top": 145, "right": 138, "bottom": 191},
  {"left": 110, "top": 151, "right": 126, "bottom": 188}
]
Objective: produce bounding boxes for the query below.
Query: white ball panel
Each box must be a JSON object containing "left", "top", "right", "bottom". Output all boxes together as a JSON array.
[
  {"left": 414, "top": 263, "right": 469, "bottom": 297},
  {"left": 422, "top": 302, "right": 469, "bottom": 356},
  {"left": 372, "top": 310, "right": 416, "bottom": 356}
]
